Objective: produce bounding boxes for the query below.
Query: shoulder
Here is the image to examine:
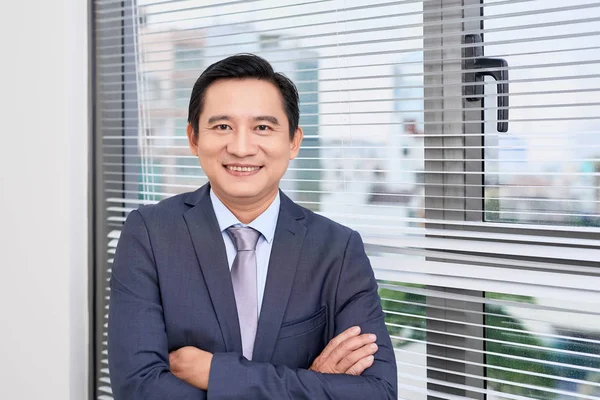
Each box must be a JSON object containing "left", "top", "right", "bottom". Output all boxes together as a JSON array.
[
  {"left": 283, "top": 195, "right": 355, "bottom": 246},
  {"left": 132, "top": 191, "right": 195, "bottom": 227},
  {"left": 306, "top": 208, "right": 353, "bottom": 237}
]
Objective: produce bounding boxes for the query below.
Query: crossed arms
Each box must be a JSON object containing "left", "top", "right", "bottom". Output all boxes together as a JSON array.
[{"left": 108, "top": 210, "right": 398, "bottom": 399}]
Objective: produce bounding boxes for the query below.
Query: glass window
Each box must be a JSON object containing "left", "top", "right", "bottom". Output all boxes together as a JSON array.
[
  {"left": 486, "top": 291, "right": 600, "bottom": 399},
  {"left": 174, "top": 45, "right": 204, "bottom": 71},
  {"left": 94, "top": 2, "right": 600, "bottom": 400},
  {"left": 483, "top": 0, "right": 600, "bottom": 227}
]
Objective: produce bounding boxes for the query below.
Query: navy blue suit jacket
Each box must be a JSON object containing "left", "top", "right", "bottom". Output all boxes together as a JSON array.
[{"left": 108, "top": 184, "right": 397, "bottom": 399}]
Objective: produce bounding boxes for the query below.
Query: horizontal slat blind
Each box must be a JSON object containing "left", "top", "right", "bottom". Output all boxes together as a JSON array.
[
  {"left": 377, "top": 279, "right": 600, "bottom": 400},
  {"left": 94, "top": 0, "right": 600, "bottom": 399}
]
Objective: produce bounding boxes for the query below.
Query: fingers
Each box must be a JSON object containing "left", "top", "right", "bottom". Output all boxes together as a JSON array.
[
  {"left": 345, "top": 355, "right": 375, "bottom": 376},
  {"left": 336, "top": 341, "right": 378, "bottom": 372},
  {"left": 317, "top": 326, "right": 361, "bottom": 361},
  {"left": 309, "top": 327, "right": 379, "bottom": 375},
  {"left": 328, "top": 333, "right": 377, "bottom": 367}
]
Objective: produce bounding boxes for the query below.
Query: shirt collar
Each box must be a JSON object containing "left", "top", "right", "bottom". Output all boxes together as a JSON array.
[{"left": 210, "top": 188, "right": 280, "bottom": 244}]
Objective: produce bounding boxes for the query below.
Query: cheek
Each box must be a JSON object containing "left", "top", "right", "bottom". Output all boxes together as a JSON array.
[
  {"left": 262, "top": 138, "right": 292, "bottom": 160},
  {"left": 196, "top": 139, "right": 224, "bottom": 159}
]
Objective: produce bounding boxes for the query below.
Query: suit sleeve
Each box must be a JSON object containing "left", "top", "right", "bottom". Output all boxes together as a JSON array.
[
  {"left": 207, "top": 230, "right": 398, "bottom": 399},
  {"left": 108, "top": 210, "right": 206, "bottom": 400}
]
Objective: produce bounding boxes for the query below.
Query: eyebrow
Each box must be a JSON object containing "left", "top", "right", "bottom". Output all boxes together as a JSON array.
[
  {"left": 207, "top": 115, "right": 232, "bottom": 124},
  {"left": 253, "top": 116, "right": 280, "bottom": 125},
  {"left": 206, "top": 115, "right": 280, "bottom": 126}
]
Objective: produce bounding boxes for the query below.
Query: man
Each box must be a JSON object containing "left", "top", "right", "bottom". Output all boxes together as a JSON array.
[{"left": 108, "top": 54, "right": 397, "bottom": 399}]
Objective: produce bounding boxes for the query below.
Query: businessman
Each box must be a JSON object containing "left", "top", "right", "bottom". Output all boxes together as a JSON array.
[{"left": 108, "top": 54, "right": 397, "bottom": 399}]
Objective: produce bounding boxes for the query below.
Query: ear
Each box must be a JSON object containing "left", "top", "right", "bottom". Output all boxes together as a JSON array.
[
  {"left": 289, "top": 127, "right": 304, "bottom": 160},
  {"left": 186, "top": 123, "right": 198, "bottom": 156}
]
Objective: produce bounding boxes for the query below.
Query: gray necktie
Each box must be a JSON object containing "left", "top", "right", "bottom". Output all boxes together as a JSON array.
[{"left": 227, "top": 226, "right": 261, "bottom": 360}]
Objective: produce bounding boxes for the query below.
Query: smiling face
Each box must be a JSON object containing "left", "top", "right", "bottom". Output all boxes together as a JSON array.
[{"left": 187, "top": 78, "right": 303, "bottom": 207}]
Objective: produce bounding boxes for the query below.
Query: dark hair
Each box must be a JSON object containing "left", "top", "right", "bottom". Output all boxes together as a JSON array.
[{"left": 187, "top": 53, "right": 299, "bottom": 140}]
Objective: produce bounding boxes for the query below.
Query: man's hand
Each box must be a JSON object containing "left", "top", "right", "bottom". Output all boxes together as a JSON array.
[
  {"left": 169, "top": 346, "right": 213, "bottom": 390},
  {"left": 309, "top": 326, "right": 378, "bottom": 375}
]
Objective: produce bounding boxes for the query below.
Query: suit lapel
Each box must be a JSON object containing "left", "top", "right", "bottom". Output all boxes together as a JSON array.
[
  {"left": 252, "top": 192, "right": 307, "bottom": 362},
  {"left": 182, "top": 185, "right": 242, "bottom": 354}
]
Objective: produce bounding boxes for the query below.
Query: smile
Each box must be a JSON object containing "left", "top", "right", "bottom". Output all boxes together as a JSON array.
[
  {"left": 224, "top": 165, "right": 263, "bottom": 177},
  {"left": 225, "top": 165, "right": 261, "bottom": 172}
]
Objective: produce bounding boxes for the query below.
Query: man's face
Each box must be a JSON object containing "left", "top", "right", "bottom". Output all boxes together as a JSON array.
[{"left": 187, "top": 78, "right": 303, "bottom": 204}]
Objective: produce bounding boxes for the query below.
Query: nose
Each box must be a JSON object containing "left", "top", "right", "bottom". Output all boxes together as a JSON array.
[{"left": 226, "top": 127, "right": 258, "bottom": 158}]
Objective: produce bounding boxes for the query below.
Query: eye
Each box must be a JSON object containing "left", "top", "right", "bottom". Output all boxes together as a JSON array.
[
  {"left": 256, "top": 125, "right": 271, "bottom": 131},
  {"left": 214, "top": 124, "right": 232, "bottom": 131}
]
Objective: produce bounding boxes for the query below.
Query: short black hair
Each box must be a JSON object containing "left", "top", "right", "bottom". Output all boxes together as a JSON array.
[{"left": 187, "top": 53, "right": 300, "bottom": 140}]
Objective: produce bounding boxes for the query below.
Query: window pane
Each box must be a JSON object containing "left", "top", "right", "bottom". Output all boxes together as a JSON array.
[
  {"left": 485, "top": 291, "right": 600, "bottom": 399},
  {"left": 483, "top": 0, "right": 600, "bottom": 226}
]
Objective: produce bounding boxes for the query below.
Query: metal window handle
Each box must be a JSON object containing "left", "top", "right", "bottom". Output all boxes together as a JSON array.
[{"left": 463, "top": 34, "right": 509, "bottom": 132}]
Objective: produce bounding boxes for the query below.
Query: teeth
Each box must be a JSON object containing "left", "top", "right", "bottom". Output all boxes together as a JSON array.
[{"left": 227, "top": 166, "right": 259, "bottom": 172}]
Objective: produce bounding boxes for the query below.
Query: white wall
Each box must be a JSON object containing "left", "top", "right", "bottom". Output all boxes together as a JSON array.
[{"left": 0, "top": 0, "right": 89, "bottom": 399}]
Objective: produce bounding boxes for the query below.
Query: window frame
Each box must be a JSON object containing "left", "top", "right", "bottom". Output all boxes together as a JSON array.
[
  {"left": 93, "top": 0, "right": 140, "bottom": 398},
  {"left": 422, "top": 1, "right": 486, "bottom": 399}
]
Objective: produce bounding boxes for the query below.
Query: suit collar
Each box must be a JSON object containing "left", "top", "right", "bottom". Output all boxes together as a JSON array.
[
  {"left": 183, "top": 184, "right": 209, "bottom": 207},
  {"left": 252, "top": 192, "right": 307, "bottom": 362},
  {"left": 183, "top": 184, "right": 242, "bottom": 354}
]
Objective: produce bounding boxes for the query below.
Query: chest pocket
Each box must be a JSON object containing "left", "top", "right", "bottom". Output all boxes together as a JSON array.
[{"left": 271, "top": 306, "right": 327, "bottom": 369}]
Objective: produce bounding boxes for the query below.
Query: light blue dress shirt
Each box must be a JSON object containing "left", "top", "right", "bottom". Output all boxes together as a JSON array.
[{"left": 210, "top": 189, "right": 280, "bottom": 316}]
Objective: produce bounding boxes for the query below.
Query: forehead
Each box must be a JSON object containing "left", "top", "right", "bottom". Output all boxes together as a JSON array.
[{"left": 201, "top": 78, "right": 286, "bottom": 118}]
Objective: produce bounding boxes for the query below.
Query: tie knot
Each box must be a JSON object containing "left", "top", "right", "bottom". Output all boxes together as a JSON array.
[{"left": 227, "top": 226, "right": 261, "bottom": 251}]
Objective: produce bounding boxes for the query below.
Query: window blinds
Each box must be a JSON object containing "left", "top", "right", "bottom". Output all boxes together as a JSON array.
[{"left": 94, "top": 0, "right": 600, "bottom": 399}]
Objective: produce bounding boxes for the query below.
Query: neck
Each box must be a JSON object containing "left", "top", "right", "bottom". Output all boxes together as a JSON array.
[{"left": 212, "top": 187, "right": 278, "bottom": 224}]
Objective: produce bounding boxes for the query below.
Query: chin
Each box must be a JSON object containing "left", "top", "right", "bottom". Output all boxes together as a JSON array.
[
  {"left": 225, "top": 188, "right": 263, "bottom": 199},
  {"left": 217, "top": 181, "right": 265, "bottom": 199}
]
